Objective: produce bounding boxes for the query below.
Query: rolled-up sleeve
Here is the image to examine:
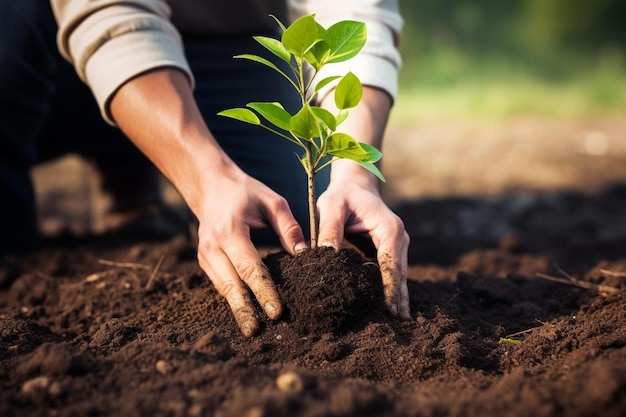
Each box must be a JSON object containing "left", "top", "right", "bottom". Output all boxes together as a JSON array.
[
  {"left": 51, "top": 0, "right": 194, "bottom": 124},
  {"left": 288, "top": 0, "right": 403, "bottom": 104}
]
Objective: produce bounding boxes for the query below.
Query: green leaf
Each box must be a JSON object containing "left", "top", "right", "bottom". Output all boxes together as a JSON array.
[
  {"left": 304, "top": 41, "right": 331, "bottom": 71},
  {"left": 282, "top": 15, "right": 328, "bottom": 58},
  {"left": 269, "top": 14, "right": 287, "bottom": 32},
  {"left": 290, "top": 104, "right": 320, "bottom": 139},
  {"left": 314, "top": 75, "right": 342, "bottom": 93},
  {"left": 235, "top": 54, "right": 282, "bottom": 72},
  {"left": 247, "top": 102, "right": 291, "bottom": 130},
  {"left": 326, "top": 132, "right": 366, "bottom": 159},
  {"left": 326, "top": 133, "right": 382, "bottom": 160},
  {"left": 357, "top": 161, "right": 386, "bottom": 182},
  {"left": 217, "top": 108, "right": 260, "bottom": 125},
  {"left": 359, "top": 142, "right": 383, "bottom": 163},
  {"left": 327, "top": 20, "right": 367, "bottom": 63},
  {"left": 234, "top": 53, "right": 296, "bottom": 88},
  {"left": 299, "top": 152, "right": 310, "bottom": 171},
  {"left": 334, "top": 72, "right": 363, "bottom": 110},
  {"left": 253, "top": 36, "right": 291, "bottom": 63},
  {"left": 336, "top": 110, "right": 349, "bottom": 125},
  {"left": 310, "top": 106, "right": 337, "bottom": 131},
  {"left": 328, "top": 136, "right": 384, "bottom": 181}
]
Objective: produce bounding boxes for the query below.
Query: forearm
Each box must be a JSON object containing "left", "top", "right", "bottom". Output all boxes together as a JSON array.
[
  {"left": 108, "top": 67, "right": 239, "bottom": 218},
  {"left": 321, "top": 86, "right": 392, "bottom": 192}
]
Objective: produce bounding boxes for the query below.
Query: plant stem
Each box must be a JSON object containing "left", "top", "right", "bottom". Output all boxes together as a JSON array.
[{"left": 306, "top": 146, "right": 317, "bottom": 248}]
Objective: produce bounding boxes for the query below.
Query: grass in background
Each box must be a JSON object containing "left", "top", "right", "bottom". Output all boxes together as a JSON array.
[{"left": 392, "top": 47, "right": 626, "bottom": 123}]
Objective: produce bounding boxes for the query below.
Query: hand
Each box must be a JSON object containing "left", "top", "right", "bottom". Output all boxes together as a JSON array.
[
  {"left": 316, "top": 177, "right": 411, "bottom": 319},
  {"left": 195, "top": 166, "right": 307, "bottom": 337},
  {"left": 109, "top": 69, "right": 306, "bottom": 337},
  {"left": 317, "top": 87, "right": 411, "bottom": 319}
]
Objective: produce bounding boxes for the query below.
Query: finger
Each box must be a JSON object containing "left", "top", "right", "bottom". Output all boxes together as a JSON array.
[
  {"left": 377, "top": 228, "right": 411, "bottom": 320},
  {"left": 198, "top": 249, "right": 259, "bottom": 337},
  {"left": 316, "top": 196, "right": 346, "bottom": 249},
  {"left": 222, "top": 240, "right": 283, "bottom": 320},
  {"left": 263, "top": 196, "right": 307, "bottom": 254}
]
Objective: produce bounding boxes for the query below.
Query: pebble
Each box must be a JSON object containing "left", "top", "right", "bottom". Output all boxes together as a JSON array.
[
  {"left": 155, "top": 360, "right": 172, "bottom": 375},
  {"left": 48, "top": 381, "right": 63, "bottom": 398},
  {"left": 22, "top": 376, "right": 51, "bottom": 394},
  {"left": 21, "top": 376, "right": 63, "bottom": 399},
  {"left": 244, "top": 406, "right": 264, "bottom": 417},
  {"left": 276, "top": 371, "right": 304, "bottom": 393},
  {"left": 188, "top": 404, "right": 203, "bottom": 417}
]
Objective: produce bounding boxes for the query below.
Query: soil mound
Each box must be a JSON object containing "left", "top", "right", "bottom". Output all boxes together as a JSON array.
[{"left": 265, "top": 247, "right": 386, "bottom": 336}]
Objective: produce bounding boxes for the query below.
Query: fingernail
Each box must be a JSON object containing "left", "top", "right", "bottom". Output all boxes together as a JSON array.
[
  {"left": 264, "top": 302, "right": 277, "bottom": 317},
  {"left": 320, "top": 241, "right": 337, "bottom": 250},
  {"left": 241, "top": 321, "right": 255, "bottom": 338},
  {"left": 294, "top": 242, "right": 308, "bottom": 253}
]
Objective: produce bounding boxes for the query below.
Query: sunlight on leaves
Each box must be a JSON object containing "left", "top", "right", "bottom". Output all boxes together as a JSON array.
[
  {"left": 217, "top": 108, "right": 261, "bottom": 125},
  {"left": 247, "top": 102, "right": 292, "bottom": 130},
  {"left": 335, "top": 72, "right": 363, "bottom": 109},
  {"left": 327, "top": 21, "right": 367, "bottom": 63}
]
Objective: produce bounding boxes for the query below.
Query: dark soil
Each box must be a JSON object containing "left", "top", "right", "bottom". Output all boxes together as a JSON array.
[
  {"left": 2, "top": 186, "right": 626, "bottom": 417},
  {"left": 266, "top": 247, "right": 387, "bottom": 336}
]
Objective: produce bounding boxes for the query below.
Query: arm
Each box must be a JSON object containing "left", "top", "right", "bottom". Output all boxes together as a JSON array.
[{"left": 51, "top": 0, "right": 306, "bottom": 336}]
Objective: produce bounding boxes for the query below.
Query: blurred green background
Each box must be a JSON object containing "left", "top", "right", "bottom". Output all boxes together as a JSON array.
[{"left": 394, "top": 0, "right": 626, "bottom": 121}]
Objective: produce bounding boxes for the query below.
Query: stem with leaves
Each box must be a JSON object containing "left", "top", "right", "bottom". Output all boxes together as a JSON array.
[{"left": 218, "top": 14, "right": 385, "bottom": 248}]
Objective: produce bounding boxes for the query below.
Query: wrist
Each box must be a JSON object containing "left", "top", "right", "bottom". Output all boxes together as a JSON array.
[
  {"left": 171, "top": 134, "right": 245, "bottom": 218},
  {"left": 329, "top": 159, "right": 382, "bottom": 195}
]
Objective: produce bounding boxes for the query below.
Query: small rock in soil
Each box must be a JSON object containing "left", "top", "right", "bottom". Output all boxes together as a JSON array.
[
  {"left": 276, "top": 371, "right": 304, "bottom": 393},
  {"left": 155, "top": 359, "right": 173, "bottom": 375}
]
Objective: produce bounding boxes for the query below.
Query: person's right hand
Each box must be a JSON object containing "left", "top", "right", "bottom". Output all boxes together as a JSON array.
[
  {"left": 110, "top": 68, "right": 306, "bottom": 337},
  {"left": 194, "top": 165, "right": 308, "bottom": 337}
]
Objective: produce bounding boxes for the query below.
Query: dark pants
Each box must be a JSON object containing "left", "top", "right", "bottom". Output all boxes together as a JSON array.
[{"left": 0, "top": 0, "right": 328, "bottom": 254}]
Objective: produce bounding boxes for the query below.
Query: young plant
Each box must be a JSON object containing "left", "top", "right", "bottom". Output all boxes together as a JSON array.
[{"left": 218, "top": 14, "right": 384, "bottom": 248}]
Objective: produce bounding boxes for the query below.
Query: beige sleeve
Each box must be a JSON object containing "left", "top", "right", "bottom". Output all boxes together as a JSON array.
[
  {"left": 287, "top": 0, "right": 403, "bottom": 103},
  {"left": 51, "top": 0, "right": 194, "bottom": 125}
]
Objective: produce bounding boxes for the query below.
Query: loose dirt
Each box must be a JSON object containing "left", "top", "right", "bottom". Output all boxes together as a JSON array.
[{"left": 1, "top": 116, "right": 625, "bottom": 416}]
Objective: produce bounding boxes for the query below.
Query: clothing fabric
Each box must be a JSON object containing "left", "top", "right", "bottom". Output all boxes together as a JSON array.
[{"left": 50, "top": 0, "right": 403, "bottom": 124}]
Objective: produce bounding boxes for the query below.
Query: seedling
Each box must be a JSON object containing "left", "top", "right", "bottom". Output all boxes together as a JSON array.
[{"left": 218, "top": 14, "right": 384, "bottom": 248}]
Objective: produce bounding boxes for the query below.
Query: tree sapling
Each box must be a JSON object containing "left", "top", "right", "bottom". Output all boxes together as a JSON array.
[{"left": 218, "top": 14, "right": 384, "bottom": 248}]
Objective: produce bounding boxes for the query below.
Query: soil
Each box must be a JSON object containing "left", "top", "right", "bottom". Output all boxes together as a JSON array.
[{"left": 2, "top": 116, "right": 626, "bottom": 416}]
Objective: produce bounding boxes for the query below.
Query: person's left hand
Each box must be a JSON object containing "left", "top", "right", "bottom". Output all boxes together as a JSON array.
[
  {"left": 316, "top": 176, "right": 411, "bottom": 320},
  {"left": 316, "top": 86, "right": 411, "bottom": 320}
]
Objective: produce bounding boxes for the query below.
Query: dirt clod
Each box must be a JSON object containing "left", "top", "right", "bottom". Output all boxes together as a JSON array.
[{"left": 265, "top": 247, "right": 386, "bottom": 336}]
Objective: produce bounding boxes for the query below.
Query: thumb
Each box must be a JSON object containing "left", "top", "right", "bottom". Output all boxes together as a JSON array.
[
  {"left": 264, "top": 197, "right": 307, "bottom": 254},
  {"left": 317, "top": 195, "right": 347, "bottom": 249}
]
